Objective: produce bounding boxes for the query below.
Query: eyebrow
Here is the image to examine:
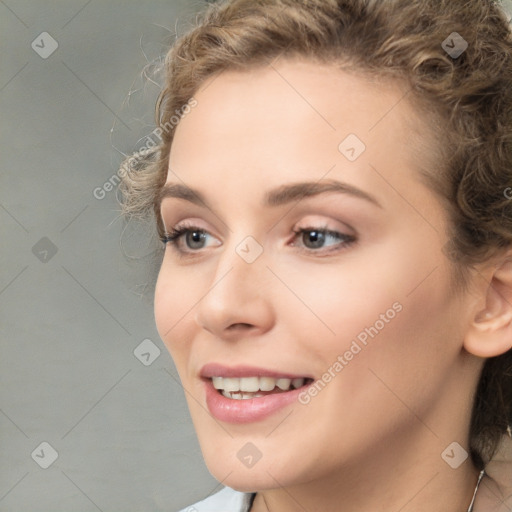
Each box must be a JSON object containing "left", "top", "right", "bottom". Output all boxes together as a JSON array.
[{"left": 157, "top": 179, "right": 383, "bottom": 211}]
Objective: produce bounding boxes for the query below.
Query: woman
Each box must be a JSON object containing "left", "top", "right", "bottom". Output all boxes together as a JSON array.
[{"left": 120, "top": 0, "right": 512, "bottom": 510}]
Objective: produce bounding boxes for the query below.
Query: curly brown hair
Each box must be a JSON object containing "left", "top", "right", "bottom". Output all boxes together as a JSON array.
[{"left": 118, "top": 0, "right": 512, "bottom": 471}]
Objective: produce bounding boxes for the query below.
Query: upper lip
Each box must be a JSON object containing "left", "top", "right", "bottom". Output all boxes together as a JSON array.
[{"left": 200, "top": 363, "right": 313, "bottom": 380}]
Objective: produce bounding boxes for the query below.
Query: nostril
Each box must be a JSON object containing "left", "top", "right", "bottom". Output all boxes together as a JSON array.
[{"left": 228, "top": 323, "right": 253, "bottom": 330}]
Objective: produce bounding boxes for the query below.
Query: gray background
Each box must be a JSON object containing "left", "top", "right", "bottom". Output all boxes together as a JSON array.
[
  {"left": 0, "top": 1, "right": 219, "bottom": 511},
  {"left": 3, "top": 1, "right": 512, "bottom": 512}
]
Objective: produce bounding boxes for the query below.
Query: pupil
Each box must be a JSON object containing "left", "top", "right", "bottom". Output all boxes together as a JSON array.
[
  {"left": 305, "top": 230, "right": 324, "bottom": 249},
  {"left": 188, "top": 231, "right": 205, "bottom": 248}
]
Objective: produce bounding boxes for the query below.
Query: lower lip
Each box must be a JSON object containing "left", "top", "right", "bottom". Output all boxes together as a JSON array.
[{"left": 204, "top": 379, "right": 307, "bottom": 424}]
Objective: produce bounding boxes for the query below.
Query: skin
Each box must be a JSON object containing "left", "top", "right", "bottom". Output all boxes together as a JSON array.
[{"left": 154, "top": 58, "right": 512, "bottom": 512}]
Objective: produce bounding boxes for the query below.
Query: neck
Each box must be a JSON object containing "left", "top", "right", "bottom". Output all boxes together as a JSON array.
[{"left": 251, "top": 427, "right": 481, "bottom": 512}]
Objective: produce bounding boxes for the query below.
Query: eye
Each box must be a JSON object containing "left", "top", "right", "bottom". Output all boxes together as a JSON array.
[
  {"left": 160, "top": 223, "right": 220, "bottom": 254},
  {"left": 160, "top": 222, "right": 357, "bottom": 257},
  {"left": 290, "top": 225, "right": 356, "bottom": 254}
]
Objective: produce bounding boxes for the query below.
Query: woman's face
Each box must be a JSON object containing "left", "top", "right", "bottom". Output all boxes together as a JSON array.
[{"left": 154, "top": 59, "right": 478, "bottom": 490}]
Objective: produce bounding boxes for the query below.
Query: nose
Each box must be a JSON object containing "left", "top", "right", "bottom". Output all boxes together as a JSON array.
[{"left": 193, "top": 239, "right": 275, "bottom": 340}]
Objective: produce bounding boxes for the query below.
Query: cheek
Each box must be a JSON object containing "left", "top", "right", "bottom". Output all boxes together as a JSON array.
[
  {"left": 287, "top": 232, "right": 458, "bottom": 389},
  {"left": 367, "top": 265, "right": 461, "bottom": 387},
  {"left": 327, "top": 259, "right": 459, "bottom": 426},
  {"left": 275, "top": 240, "right": 427, "bottom": 356},
  {"left": 154, "top": 260, "right": 199, "bottom": 361}
]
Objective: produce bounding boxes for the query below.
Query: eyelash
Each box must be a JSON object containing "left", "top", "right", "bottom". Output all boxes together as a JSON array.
[
  {"left": 290, "top": 226, "right": 356, "bottom": 254},
  {"left": 160, "top": 221, "right": 356, "bottom": 258}
]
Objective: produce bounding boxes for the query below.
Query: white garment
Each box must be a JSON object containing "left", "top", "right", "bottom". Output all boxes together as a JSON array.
[
  {"left": 177, "top": 486, "right": 254, "bottom": 512},
  {"left": 179, "top": 435, "right": 512, "bottom": 512}
]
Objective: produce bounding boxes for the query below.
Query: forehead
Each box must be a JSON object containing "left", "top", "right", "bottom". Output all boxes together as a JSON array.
[{"left": 167, "top": 58, "right": 432, "bottom": 211}]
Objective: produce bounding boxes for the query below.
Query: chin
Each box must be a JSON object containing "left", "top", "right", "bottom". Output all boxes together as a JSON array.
[
  {"left": 204, "top": 461, "right": 282, "bottom": 493},
  {"left": 200, "top": 438, "right": 317, "bottom": 493}
]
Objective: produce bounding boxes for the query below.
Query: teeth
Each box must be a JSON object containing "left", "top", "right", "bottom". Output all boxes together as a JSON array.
[
  {"left": 259, "top": 376, "right": 276, "bottom": 391},
  {"left": 211, "top": 376, "right": 306, "bottom": 393},
  {"left": 221, "top": 390, "right": 265, "bottom": 400},
  {"left": 240, "top": 377, "right": 259, "bottom": 392},
  {"left": 212, "top": 377, "right": 223, "bottom": 390},
  {"left": 223, "top": 378, "right": 240, "bottom": 392},
  {"left": 292, "top": 378, "right": 305, "bottom": 389},
  {"left": 276, "top": 378, "right": 291, "bottom": 390}
]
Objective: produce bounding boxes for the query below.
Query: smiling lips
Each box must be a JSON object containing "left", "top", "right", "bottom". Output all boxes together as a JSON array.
[
  {"left": 200, "top": 364, "right": 314, "bottom": 423},
  {"left": 211, "top": 376, "right": 309, "bottom": 399}
]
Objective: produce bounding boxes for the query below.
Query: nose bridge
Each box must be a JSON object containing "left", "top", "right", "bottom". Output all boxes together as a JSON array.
[
  {"left": 194, "top": 232, "right": 273, "bottom": 334},
  {"left": 215, "top": 225, "right": 268, "bottom": 287},
  {"left": 213, "top": 232, "right": 268, "bottom": 304}
]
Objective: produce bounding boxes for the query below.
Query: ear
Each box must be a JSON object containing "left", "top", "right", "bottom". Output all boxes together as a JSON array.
[{"left": 464, "top": 251, "right": 512, "bottom": 358}]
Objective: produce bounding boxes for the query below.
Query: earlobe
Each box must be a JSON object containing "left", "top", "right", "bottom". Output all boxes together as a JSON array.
[{"left": 464, "top": 254, "right": 512, "bottom": 359}]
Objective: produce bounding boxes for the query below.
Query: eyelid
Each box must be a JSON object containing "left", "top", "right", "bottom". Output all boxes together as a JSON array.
[
  {"left": 166, "top": 220, "right": 218, "bottom": 239},
  {"left": 162, "top": 221, "right": 222, "bottom": 255},
  {"left": 292, "top": 215, "right": 356, "bottom": 235},
  {"left": 162, "top": 219, "right": 357, "bottom": 259},
  {"left": 162, "top": 217, "right": 213, "bottom": 235},
  {"left": 289, "top": 225, "right": 356, "bottom": 254},
  {"left": 159, "top": 201, "right": 230, "bottom": 236}
]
